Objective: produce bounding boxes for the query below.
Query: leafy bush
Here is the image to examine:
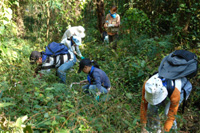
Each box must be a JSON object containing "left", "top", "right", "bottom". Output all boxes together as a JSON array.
[
  {"left": 0, "top": 0, "right": 200, "bottom": 132},
  {"left": 122, "top": 8, "right": 152, "bottom": 36}
]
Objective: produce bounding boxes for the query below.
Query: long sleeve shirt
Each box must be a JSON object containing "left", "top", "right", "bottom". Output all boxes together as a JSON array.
[
  {"left": 140, "top": 77, "right": 192, "bottom": 132},
  {"left": 61, "top": 38, "right": 83, "bottom": 58},
  {"left": 105, "top": 13, "right": 120, "bottom": 35},
  {"left": 90, "top": 67, "right": 111, "bottom": 92}
]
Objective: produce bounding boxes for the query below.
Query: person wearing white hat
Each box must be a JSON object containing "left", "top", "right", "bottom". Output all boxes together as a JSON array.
[
  {"left": 61, "top": 35, "right": 85, "bottom": 60},
  {"left": 140, "top": 73, "right": 192, "bottom": 133},
  {"left": 61, "top": 26, "right": 85, "bottom": 40},
  {"left": 55, "top": 35, "right": 85, "bottom": 83}
]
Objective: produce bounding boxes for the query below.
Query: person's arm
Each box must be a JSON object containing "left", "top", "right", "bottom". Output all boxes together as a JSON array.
[
  {"left": 75, "top": 45, "right": 83, "bottom": 58},
  {"left": 115, "top": 14, "right": 120, "bottom": 27},
  {"left": 164, "top": 87, "right": 180, "bottom": 132},
  {"left": 140, "top": 81, "right": 148, "bottom": 131},
  {"left": 104, "top": 14, "right": 109, "bottom": 28},
  {"left": 80, "top": 79, "right": 88, "bottom": 84},
  {"left": 61, "top": 38, "right": 73, "bottom": 51}
]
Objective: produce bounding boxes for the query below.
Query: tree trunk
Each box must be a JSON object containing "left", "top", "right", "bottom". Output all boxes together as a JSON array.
[
  {"left": 12, "top": 0, "right": 26, "bottom": 37},
  {"left": 46, "top": 2, "right": 50, "bottom": 41},
  {"left": 96, "top": 0, "right": 105, "bottom": 35}
]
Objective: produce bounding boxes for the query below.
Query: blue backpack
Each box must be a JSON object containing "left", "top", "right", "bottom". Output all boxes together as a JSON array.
[{"left": 42, "top": 42, "right": 68, "bottom": 62}]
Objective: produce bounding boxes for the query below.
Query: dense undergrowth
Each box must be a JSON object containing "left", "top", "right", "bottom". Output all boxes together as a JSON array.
[
  {"left": 1, "top": 28, "right": 200, "bottom": 132},
  {"left": 1, "top": 1, "right": 200, "bottom": 133}
]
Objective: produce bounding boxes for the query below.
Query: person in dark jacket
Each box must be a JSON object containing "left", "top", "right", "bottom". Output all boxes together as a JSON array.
[{"left": 78, "top": 58, "right": 111, "bottom": 98}]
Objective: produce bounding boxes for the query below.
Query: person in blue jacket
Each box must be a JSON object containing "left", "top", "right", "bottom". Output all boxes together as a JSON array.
[{"left": 78, "top": 58, "right": 111, "bottom": 99}]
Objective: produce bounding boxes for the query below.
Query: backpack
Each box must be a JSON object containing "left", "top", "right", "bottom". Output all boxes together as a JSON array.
[
  {"left": 42, "top": 42, "right": 69, "bottom": 62},
  {"left": 158, "top": 50, "right": 198, "bottom": 79},
  {"left": 157, "top": 50, "right": 198, "bottom": 113},
  {"left": 148, "top": 72, "right": 191, "bottom": 113}
]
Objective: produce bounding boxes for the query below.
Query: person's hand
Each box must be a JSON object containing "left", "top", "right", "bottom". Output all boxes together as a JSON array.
[
  {"left": 81, "top": 56, "right": 85, "bottom": 59},
  {"left": 95, "top": 92, "right": 101, "bottom": 102},
  {"left": 141, "top": 127, "right": 149, "bottom": 133},
  {"left": 141, "top": 124, "right": 149, "bottom": 133},
  {"left": 104, "top": 23, "right": 108, "bottom": 28},
  {"left": 95, "top": 95, "right": 100, "bottom": 101},
  {"left": 114, "top": 24, "right": 119, "bottom": 27},
  {"left": 80, "top": 80, "right": 88, "bottom": 84}
]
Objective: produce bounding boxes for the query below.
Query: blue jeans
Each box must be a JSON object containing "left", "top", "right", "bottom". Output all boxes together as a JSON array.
[
  {"left": 57, "top": 56, "right": 76, "bottom": 83},
  {"left": 82, "top": 84, "right": 108, "bottom": 94}
]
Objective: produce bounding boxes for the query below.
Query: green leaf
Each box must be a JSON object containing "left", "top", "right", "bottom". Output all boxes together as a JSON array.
[
  {"left": 44, "top": 113, "right": 49, "bottom": 118},
  {"left": 52, "top": 120, "right": 58, "bottom": 126},
  {"left": 0, "top": 103, "right": 15, "bottom": 108},
  {"left": 126, "top": 93, "right": 132, "bottom": 99},
  {"left": 45, "top": 87, "right": 54, "bottom": 91},
  {"left": 16, "top": 117, "right": 22, "bottom": 127},
  {"left": 66, "top": 103, "right": 74, "bottom": 108},
  {"left": 44, "top": 120, "right": 52, "bottom": 126},
  {"left": 34, "top": 105, "right": 41, "bottom": 109},
  {"left": 23, "top": 125, "right": 33, "bottom": 133},
  {"left": 180, "top": 4, "right": 186, "bottom": 8},
  {"left": 58, "top": 129, "right": 70, "bottom": 133},
  {"left": 21, "top": 115, "right": 28, "bottom": 123}
]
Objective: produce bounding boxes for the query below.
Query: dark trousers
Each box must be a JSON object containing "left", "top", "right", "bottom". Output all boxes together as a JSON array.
[{"left": 108, "top": 34, "right": 118, "bottom": 50}]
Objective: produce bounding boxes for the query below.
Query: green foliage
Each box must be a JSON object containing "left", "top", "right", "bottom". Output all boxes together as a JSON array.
[
  {"left": 0, "top": 1, "right": 17, "bottom": 41},
  {"left": 0, "top": 0, "right": 200, "bottom": 132},
  {"left": 122, "top": 8, "right": 152, "bottom": 36},
  {"left": 22, "top": 0, "right": 87, "bottom": 43},
  {"left": 128, "top": 0, "right": 200, "bottom": 48}
]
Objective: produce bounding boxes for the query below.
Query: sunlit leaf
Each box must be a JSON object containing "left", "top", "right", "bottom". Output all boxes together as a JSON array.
[{"left": 0, "top": 103, "right": 15, "bottom": 108}]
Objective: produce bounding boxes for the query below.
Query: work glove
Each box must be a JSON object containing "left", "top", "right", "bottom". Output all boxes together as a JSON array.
[
  {"left": 81, "top": 56, "right": 85, "bottom": 59},
  {"left": 95, "top": 92, "right": 101, "bottom": 102}
]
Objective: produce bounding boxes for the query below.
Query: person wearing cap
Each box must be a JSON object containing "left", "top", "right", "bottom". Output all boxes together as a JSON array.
[
  {"left": 104, "top": 5, "right": 120, "bottom": 49},
  {"left": 78, "top": 58, "right": 111, "bottom": 99},
  {"left": 140, "top": 73, "right": 192, "bottom": 133},
  {"left": 61, "top": 35, "right": 85, "bottom": 60},
  {"left": 30, "top": 49, "right": 76, "bottom": 83}
]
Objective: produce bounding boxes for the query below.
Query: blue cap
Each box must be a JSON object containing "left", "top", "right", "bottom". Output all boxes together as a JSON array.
[{"left": 72, "top": 36, "right": 81, "bottom": 46}]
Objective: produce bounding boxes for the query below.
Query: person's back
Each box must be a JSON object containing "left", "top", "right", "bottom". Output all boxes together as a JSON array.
[
  {"left": 41, "top": 50, "right": 75, "bottom": 71},
  {"left": 140, "top": 73, "right": 192, "bottom": 132},
  {"left": 91, "top": 67, "right": 111, "bottom": 89},
  {"left": 30, "top": 44, "right": 76, "bottom": 83}
]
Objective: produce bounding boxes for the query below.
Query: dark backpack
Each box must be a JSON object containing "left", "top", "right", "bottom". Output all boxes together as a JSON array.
[
  {"left": 157, "top": 50, "right": 198, "bottom": 113},
  {"left": 42, "top": 42, "right": 69, "bottom": 62},
  {"left": 158, "top": 50, "right": 198, "bottom": 79}
]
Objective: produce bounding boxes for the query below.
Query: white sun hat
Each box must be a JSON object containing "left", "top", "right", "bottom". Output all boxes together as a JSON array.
[
  {"left": 61, "top": 26, "right": 85, "bottom": 40},
  {"left": 76, "top": 26, "right": 85, "bottom": 38},
  {"left": 145, "top": 74, "right": 168, "bottom": 105}
]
